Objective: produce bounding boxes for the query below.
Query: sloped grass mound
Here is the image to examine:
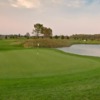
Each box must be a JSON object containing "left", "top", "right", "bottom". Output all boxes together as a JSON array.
[{"left": 0, "top": 49, "right": 100, "bottom": 100}]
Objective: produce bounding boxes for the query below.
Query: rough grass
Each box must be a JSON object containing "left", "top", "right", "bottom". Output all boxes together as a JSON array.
[
  {"left": 24, "top": 38, "right": 71, "bottom": 48},
  {"left": 0, "top": 46, "right": 100, "bottom": 100},
  {"left": 22, "top": 38, "right": 100, "bottom": 48}
]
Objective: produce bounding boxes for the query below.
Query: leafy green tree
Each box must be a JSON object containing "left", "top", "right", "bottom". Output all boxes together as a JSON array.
[
  {"left": 54, "top": 35, "right": 59, "bottom": 39},
  {"left": 42, "top": 27, "right": 52, "bottom": 37},
  {"left": 25, "top": 32, "right": 30, "bottom": 39},
  {"left": 33, "top": 23, "right": 53, "bottom": 38},
  {"left": 33, "top": 23, "right": 43, "bottom": 37},
  {"left": 61, "top": 35, "right": 65, "bottom": 39}
]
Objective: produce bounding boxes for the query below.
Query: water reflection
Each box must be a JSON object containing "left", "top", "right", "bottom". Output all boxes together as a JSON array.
[{"left": 58, "top": 44, "right": 100, "bottom": 57}]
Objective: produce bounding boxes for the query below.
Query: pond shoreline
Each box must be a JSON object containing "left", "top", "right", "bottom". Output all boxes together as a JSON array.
[{"left": 57, "top": 44, "right": 100, "bottom": 57}]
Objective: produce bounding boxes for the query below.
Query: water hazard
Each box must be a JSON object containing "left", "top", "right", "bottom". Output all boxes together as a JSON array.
[{"left": 58, "top": 44, "right": 100, "bottom": 57}]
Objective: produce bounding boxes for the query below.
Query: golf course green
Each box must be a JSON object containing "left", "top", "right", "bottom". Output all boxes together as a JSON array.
[{"left": 0, "top": 40, "right": 100, "bottom": 100}]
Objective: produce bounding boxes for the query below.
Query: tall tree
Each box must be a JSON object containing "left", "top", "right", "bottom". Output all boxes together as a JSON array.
[
  {"left": 32, "top": 23, "right": 53, "bottom": 37},
  {"left": 42, "top": 27, "right": 52, "bottom": 37},
  {"left": 33, "top": 23, "right": 43, "bottom": 37},
  {"left": 25, "top": 32, "right": 30, "bottom": 39}
]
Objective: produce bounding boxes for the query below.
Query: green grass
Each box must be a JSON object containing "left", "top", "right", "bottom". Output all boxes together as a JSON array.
[
  {"left": 0, "top": 39, "right": 24, "bottom": 51},
  {"left": 0, "top": 45, "right": 100, "bottom": 100}
]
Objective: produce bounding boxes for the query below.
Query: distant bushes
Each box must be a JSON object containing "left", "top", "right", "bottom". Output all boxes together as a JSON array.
[{"left": 70, "top": 34, "right": 100, "bottom": 41}]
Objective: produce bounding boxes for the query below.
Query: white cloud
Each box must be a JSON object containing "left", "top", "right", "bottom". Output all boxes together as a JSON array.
[
  {"left": 0, "top": 0, "right": 97, "bottom": 9},
  {"left": 9, "top": 0, "right": 41, "bottom": 8}
]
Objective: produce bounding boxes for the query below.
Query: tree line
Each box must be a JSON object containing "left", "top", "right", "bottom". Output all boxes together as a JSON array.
[
  {"left": 70, "top": 34, "right": 100, "bottom": 41},
  {"left": 0, "top": 23, "right": 100, "bottom": 40},
  {"left": 1, "top": 33, "right": 100, "bottom": 41}
]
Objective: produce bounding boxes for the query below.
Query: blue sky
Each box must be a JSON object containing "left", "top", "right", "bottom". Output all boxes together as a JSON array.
[{"left": 0, "top": 0, "right": 100, "bottom": 35}]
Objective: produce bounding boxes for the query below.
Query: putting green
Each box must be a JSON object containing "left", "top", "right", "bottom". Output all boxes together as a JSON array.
[
  {"left": 0, "top": 49, "right": 100, "bottom": 100},
  {"left": 0, "top": 49, "right": 99, "bottom": 78}
]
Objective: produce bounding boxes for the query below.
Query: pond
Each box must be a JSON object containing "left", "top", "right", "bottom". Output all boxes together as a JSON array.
[{"left": 57, "top": 44, "right": 100, "bottom": 57}]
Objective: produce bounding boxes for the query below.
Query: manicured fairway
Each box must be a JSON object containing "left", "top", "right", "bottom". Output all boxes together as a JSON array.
[{"left": 0, "top": 48, "right": 100, "bottom": 100}]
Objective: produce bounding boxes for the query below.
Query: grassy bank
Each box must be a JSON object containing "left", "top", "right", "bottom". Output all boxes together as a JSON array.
[{"left": 0, "top": 47, "right": 100, "bottom": 99}]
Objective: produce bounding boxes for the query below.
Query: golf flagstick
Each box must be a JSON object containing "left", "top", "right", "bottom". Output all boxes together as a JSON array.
[{"left": 37, "top": 43, "right": 39, "bottom": 55}]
